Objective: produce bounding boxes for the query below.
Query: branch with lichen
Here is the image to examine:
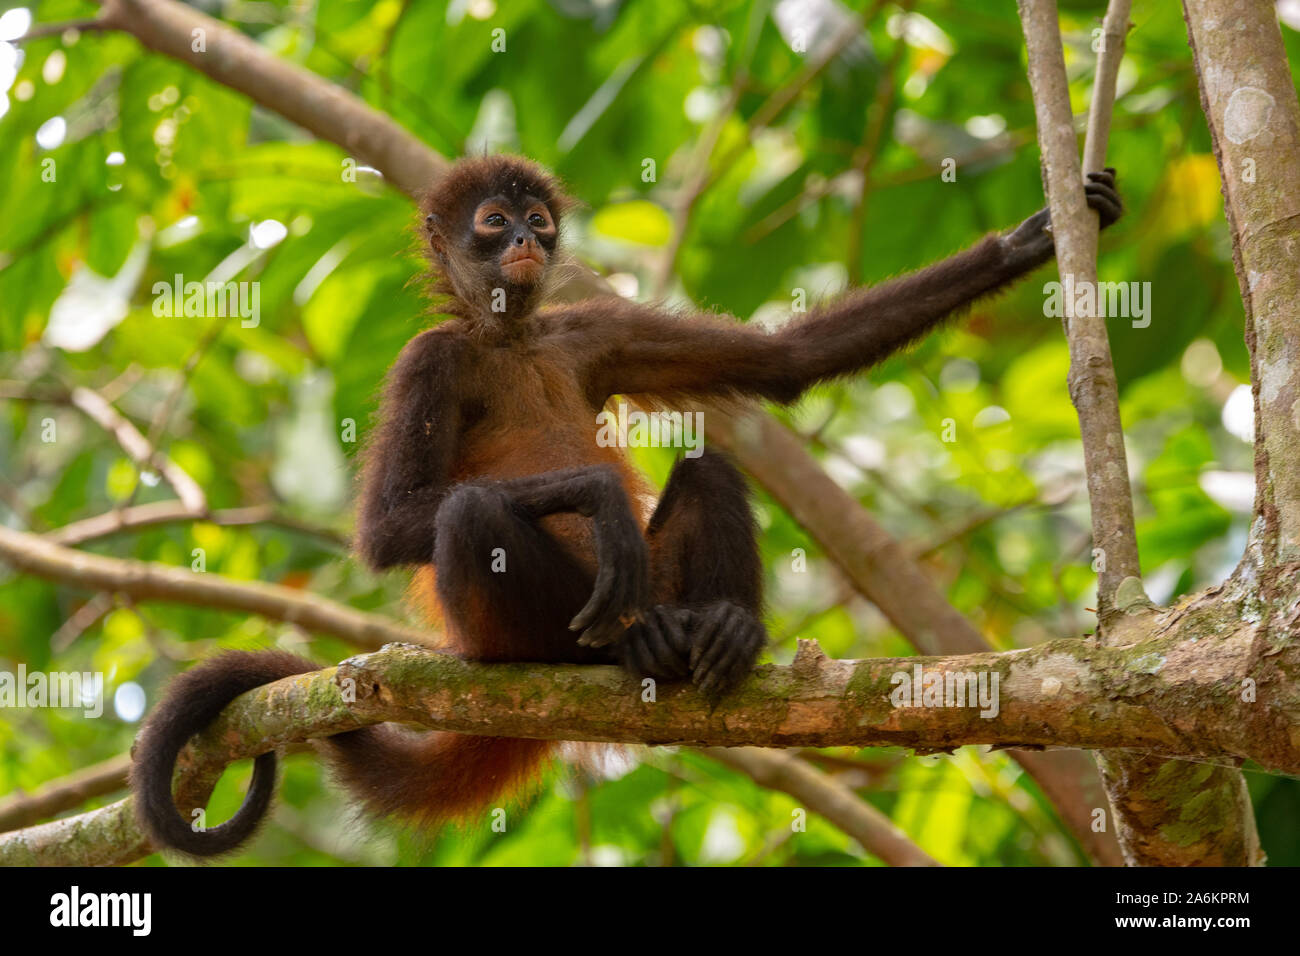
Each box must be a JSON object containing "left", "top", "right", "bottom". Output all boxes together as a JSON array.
[{"left": 2, "top": 596, "right": 1297, "bottom": 866}]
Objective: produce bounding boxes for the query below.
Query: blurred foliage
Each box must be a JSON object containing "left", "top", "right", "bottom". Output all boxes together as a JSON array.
[{"left": 0, "top": 0, "right": 1296, "bottom": 866}]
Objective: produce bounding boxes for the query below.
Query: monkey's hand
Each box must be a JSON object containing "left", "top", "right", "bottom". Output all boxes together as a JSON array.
[
  {"left": 1005, "top": 168, "right": 1124, "bottom": 262},
  {"left": 569, "top": 502, "right": 651, "bottom": 649}
]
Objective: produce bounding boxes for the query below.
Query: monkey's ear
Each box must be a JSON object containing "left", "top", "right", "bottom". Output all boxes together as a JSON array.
[{"left": 424, "top": 214, "right": 447, "bottom": 259}]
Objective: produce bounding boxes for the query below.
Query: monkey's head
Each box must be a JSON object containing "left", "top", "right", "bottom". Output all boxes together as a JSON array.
[{"left": 420, "top": 155, "right": 574, "bottom": 321}]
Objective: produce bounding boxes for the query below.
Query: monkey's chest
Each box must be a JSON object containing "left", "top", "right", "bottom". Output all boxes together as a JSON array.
[{"left": 452, "top": 360, "right": 654, "bottom": 561}]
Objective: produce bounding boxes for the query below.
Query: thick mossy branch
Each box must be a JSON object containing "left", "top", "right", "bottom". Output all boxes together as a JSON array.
[
  {"left": 326, "top": 636, "right": 1294, "bottom": 763},
  {"left": 1, "top": 612, "right": 1296, "bottom": 865}
]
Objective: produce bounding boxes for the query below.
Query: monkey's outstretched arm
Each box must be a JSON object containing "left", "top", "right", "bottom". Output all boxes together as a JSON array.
[
  {"left": 575, "top": 170, "right": 1121, "bottom": 405},
  {"left": 355, "top": 328, "right": 464, "bottom": 570}
]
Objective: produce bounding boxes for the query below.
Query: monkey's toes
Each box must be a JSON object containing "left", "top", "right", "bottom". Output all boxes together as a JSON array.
[{"left": 689, "top": 602, "right": 766, "bottom": 697}]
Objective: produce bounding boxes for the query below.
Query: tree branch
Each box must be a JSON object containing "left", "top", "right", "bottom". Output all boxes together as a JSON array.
[
  {"left": 0, "top": 524, "right": 429, "bottom": 651},
  {"left": 46, "top": 501, "right": 348, "bottom": 549},
  {"left": 1019, "top": 0, "right": 1260, "bottom": 867},
  {"left": 2, "top": 614, "right": 1296, "bottom": 866},
  {"left": 0, "top": 755, "right": 131, "bottom": 834},
  {"left": 704, "top": 746, "right": 940, "bottom": 866},
  {"left": 1183, "top": 0, "right": 1300, "bottom": 569},
  {"left": 1, "top": 382, "right": 206, "bottom": 513},
  {"left": 1018, "top": 0, "right": 1139, "bottom": 616},
  {"left": 67, "top": 387, "right": 207, "bottom": 514}
]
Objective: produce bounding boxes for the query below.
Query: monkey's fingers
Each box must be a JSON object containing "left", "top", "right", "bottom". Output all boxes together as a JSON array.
[
  {"left": 570, "top": 557, "right": 615, "bottom": 635},
  {"left": 1084, "top": 184, "right": 1123, "bottom": 228},
  {"left": 1084, "top": 171, "right": 1123, "bottom": 228},
  {"left": 575, "top": 608, "right": 629, "bottom": 649},
  {"left": 571, "top": 516, "right": 649, "bottom": 647},
  {"left": 623, "top": 607, "right": 690, "bottom": 679}
]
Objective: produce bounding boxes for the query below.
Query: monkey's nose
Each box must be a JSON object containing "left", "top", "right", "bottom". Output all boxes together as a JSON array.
[{"left": 514, "top": 234, "right": 526, "bottom": 245}]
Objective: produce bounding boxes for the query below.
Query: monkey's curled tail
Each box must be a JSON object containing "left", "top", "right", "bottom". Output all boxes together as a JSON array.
[
  {"left": 132, "top": 649, "right": 554, "bottom": 857},
  {"left": 322, "top": 728, "right": 554, "bottom": 829},
  {"left": 130, "top": 650, "right": 320, "bottom": 858}
]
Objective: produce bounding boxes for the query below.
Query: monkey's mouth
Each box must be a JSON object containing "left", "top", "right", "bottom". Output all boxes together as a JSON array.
[{"left": 501, "top": 249, "right": 545, "bottom": 284}]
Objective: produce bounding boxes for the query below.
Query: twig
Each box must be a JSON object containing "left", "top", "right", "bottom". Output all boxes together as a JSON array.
[
  {"left": 47, "top": 501, "right": 348, "bottom": 549},
  {"left": 12, "top": 19, "right": 108, "bottom": 43},
  {"left": 50, "top": 592, "right": 117, "bottom": 653},
  {"left": 68, "top": 386, "right": 207, "bottom": 513},
  {"left": 122, "top": 315, "right": 225, "bottom": 511},
  {"left": 0, "top": 755, "right": 132, "bottom": 834},
  {"left": 846, "top": 0, "right": 915, "bottom": 285},
  {"left": 705, "top": 746, "right": 940, "bottom": 866},
  {"left": 701, "top": 7, "right": 877, "bottom": 196},
  {"left": 1, "top": 382, "right": 209, "bottom": 514},
  {"left": 0, "top": 524, "right": 429, "bottom": 651}
]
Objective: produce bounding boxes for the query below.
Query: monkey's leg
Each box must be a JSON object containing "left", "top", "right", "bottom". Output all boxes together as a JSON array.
[
  {"left": 490, "top": 465, "right": 651, "bottom": 648},
  {"left": 622, "top": 450, "right": 767, "bottom": 695},
  {"left": 432, "top": 481, "right": 609, "bottom": 663},
  {"left": 318, "top": 483, "right": 610, "bottom": 829}
]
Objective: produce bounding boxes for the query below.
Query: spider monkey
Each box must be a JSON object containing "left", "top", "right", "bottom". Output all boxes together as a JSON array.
[{"left": 131, "top": 155, "right": 1122, "bottom": 856}]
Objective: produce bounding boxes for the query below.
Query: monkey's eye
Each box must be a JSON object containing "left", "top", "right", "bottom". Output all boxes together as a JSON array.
[
  {"left": 483, "top": 212, "right": 508, "bottom": 227},
  {"left": 528, "top": 212, "right": 550, "bottom": 229}
]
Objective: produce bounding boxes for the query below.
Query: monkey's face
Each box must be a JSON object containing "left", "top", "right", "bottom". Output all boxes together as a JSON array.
[{"left": 468, "top": 194, "right": 558, "bottom": 290}]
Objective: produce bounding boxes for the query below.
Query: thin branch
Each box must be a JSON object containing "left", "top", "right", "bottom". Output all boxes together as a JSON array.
[
  {"left": 0, "top": 382, "right": 207, "bottom": 514},
  {"left": 1018, "top": 0, "right": 1139, "bottom": 615},
  {"left": 705, "top": 747, "right": 940, "bottom": 866},
  {"left": 67, "top": 387, "right": 208, "bottom": 514},
  {"left": 0, "top": 755, "right": 131, "bottom": 834},
  {"left": 700, "top": 7, "right": 876, "bottom": 196},
  {"left": 1082, "top": 3, "right": 1131, "bottom": 174},
  {"left": 656, "top": 0, "right": 886, "bottom": 295},
  {"left": 0, "top": 477, "right": 44, "bottom": 531},
  {"left": 123, "top": 316, "right": 224, "bottom": 512},
  {"left": 47, "top": 501, "right": 348, "bottom": 549},
  {"left": 0, "top": 524, "right": 430, "bottom": 651},
  {"left": 13, "top": 19, "right": 108, "bottom": 43},
  {"left": 50, "top": 592, "right": 116, "bottom": 652},
  {"left": 846, "top": 0, "right": 915, "bottom": 285}
]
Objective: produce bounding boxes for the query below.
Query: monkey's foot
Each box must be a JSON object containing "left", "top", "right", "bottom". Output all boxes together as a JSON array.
[
  {"left": 619, "top": 602, "right": 765, "bottom": 696},
  {"left": 685, "top": 601, "right": 766, "bottom": 696}
]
